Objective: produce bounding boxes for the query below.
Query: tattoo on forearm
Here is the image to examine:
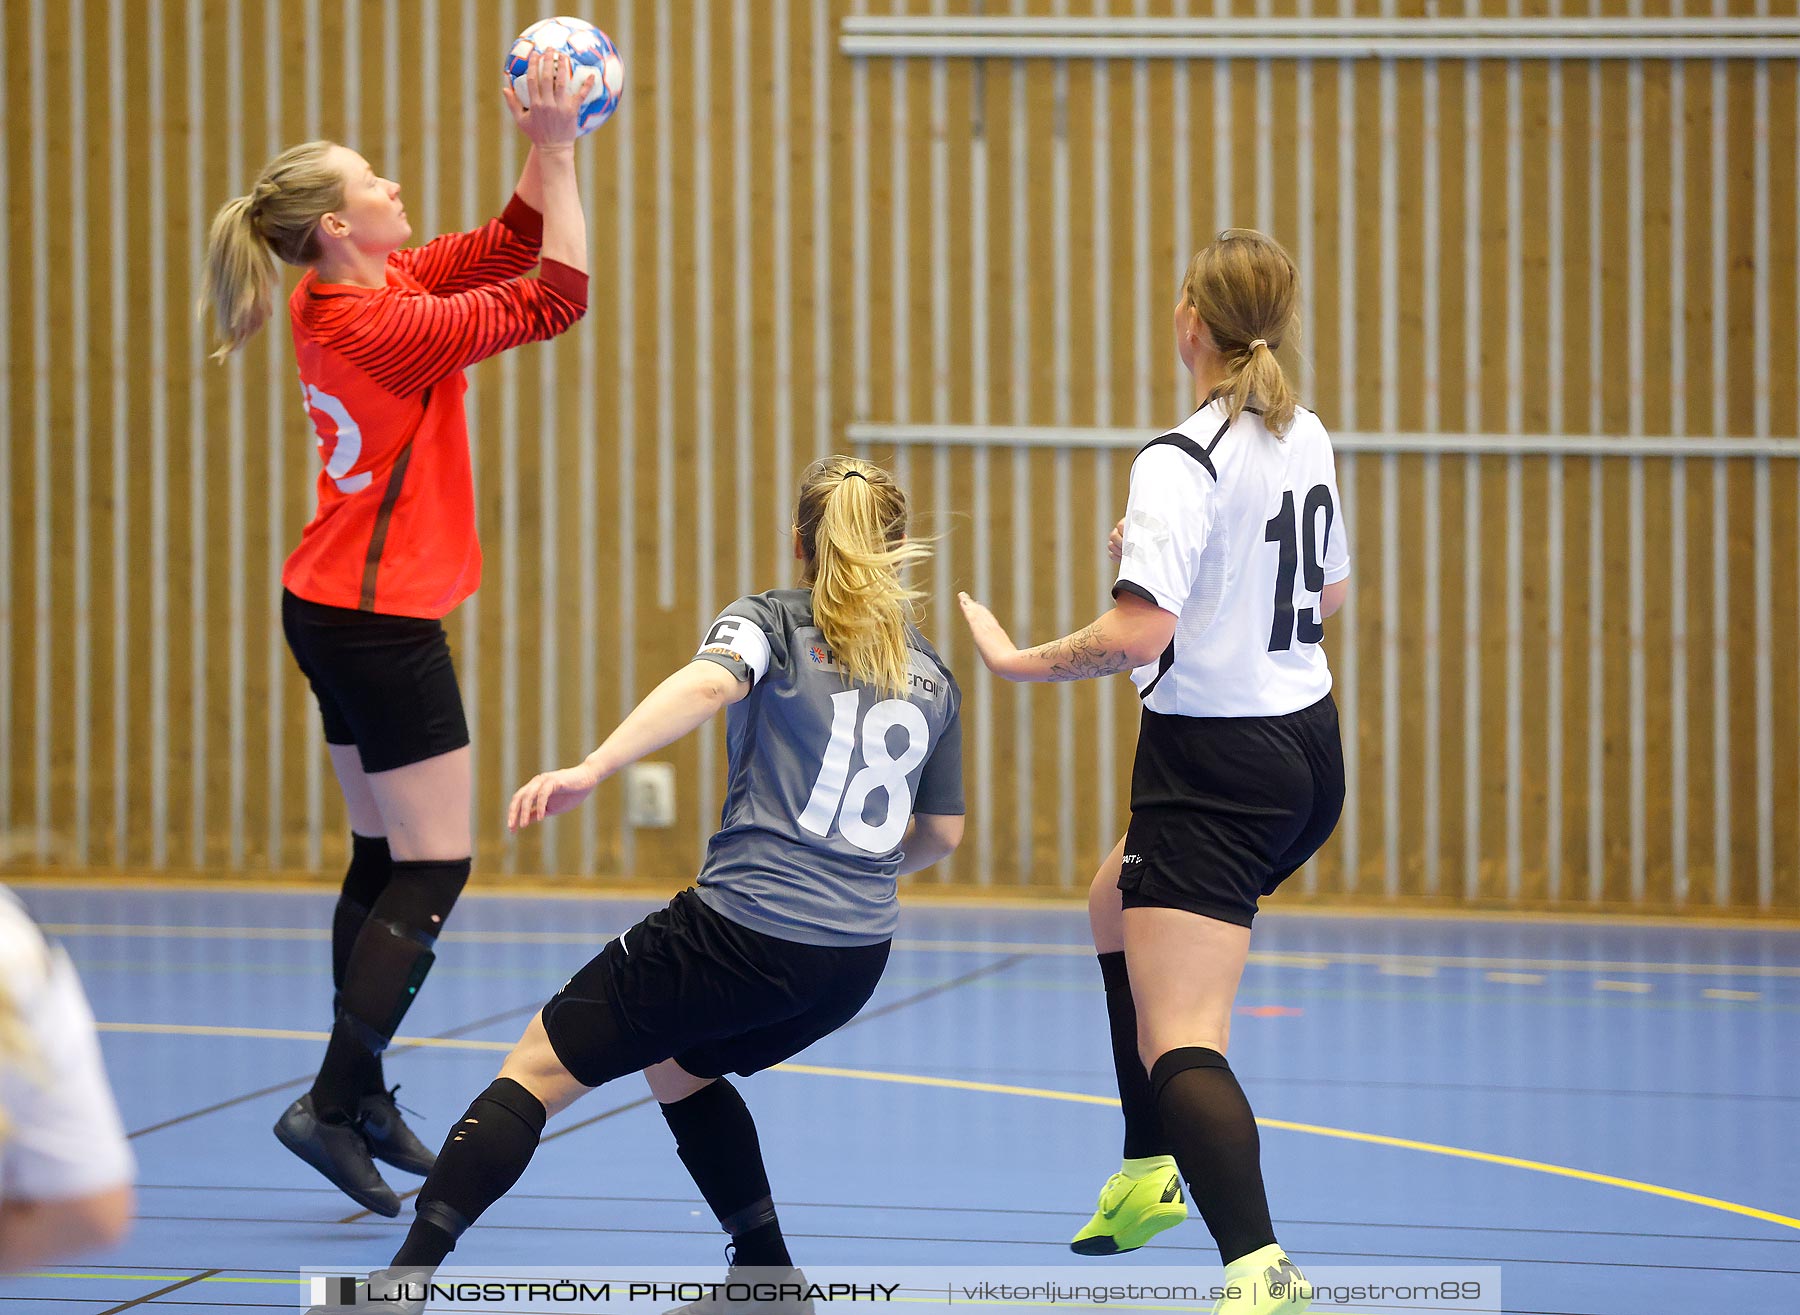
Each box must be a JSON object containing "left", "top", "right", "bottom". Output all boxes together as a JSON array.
[{"left": 1029, "top": 622, "right": 1136, "bottom": 682}]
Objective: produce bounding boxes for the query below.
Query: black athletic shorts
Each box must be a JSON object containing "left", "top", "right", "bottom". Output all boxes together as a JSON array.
[
  {"left": 540, "top": 888, "right": 891, "bottom": 1087},
  {"left": 1119, "top": 693, "right": 1345, "bottom": 928},
  {"left": 280, "top": 589, "right": 471, "bottom": 775}
]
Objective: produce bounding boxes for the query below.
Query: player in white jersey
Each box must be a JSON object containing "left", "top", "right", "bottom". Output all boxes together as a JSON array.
[
  {"left": 0, "top": 886, "right": 136, "bottom": 1269},
  {"left": 962, "top": 230, "right": 1344, "bottom": 1315}
]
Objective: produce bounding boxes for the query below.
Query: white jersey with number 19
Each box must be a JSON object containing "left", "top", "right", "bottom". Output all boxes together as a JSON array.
[{"left": 1113, "top": 397, "right": 1351, "bottom": 719}]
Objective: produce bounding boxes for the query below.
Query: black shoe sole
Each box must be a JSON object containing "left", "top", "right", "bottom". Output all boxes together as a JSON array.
[
  {"left": 1069, "top": 1236, "right": 1134, "bottom": 1256},
  {"left": 274, "top": 1114, "right": 402, "bottom": 1217},
  {"left": 367, "top": 1141, "right": 436, "bottom": 1178}
]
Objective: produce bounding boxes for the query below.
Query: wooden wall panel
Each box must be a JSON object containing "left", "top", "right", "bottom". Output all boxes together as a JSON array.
[{"left": 1, "top": 2, "right": 1795, "bottom": 914}]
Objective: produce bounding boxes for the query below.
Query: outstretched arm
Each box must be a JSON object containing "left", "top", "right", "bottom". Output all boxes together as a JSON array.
[
  {"left": 514, "top": 147, "right": 549, "bottom": 214},
  {"left": 504, "top": 53, "right": 589, "bottom": 276},
  {"left": 508, "top": 660, "right": 749, "bottom": 831},
  {"left": 389, "top": 195, "right": 544, "bottom": 294},
  {"left": 958, "top": 589, "right": 1176, "bottom": 684}
]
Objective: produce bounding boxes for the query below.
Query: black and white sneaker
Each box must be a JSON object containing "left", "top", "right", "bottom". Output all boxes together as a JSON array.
[
  {"left": 359, "top": 1085, "right": 437, "bottom": 1177},
  {"left": 274, "top": 1093, "right": 402, "bottom": 1217}
]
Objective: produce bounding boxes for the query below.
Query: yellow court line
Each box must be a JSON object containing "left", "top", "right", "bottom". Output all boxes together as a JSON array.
[
  {"left": 44, "top": 922, "right": 1800, "bottom": 978},
  {"left": 115, "top": 1019, "right": 1800, "bottom": 1235},
  {"left": 1702, "top": 988, "right": 1762, "bottom": 1001},
  {"left": 1484, "top": 972, "right": 1545, "bottom": 985},
  {"left": 96, "top": 1018, "right": 1796, "bottom": 1236},
  {"left": 775, "top": 1063, "right": 1800, "bottom": 1235},
  {"left": 1594, "top": 980, "right": 1654, "bottom": 994}
]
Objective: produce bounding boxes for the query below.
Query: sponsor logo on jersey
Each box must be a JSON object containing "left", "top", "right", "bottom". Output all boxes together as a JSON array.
[
  {"left": 804, "top": 635, "right": 945, "bottom": 700},
  {"left": 1121, "top": 852, "right": 1143, "bottom": 866},
  {"left": 700, "top": 643, "right": 747, "bottom": 666}
]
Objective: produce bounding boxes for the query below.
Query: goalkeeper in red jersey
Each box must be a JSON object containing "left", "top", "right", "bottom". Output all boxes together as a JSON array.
[{"left": 199, "top": 52, "right": 593, "bottom": 1217}]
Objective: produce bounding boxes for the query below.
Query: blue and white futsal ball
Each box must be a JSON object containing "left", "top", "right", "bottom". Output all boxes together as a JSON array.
[{"left": 505, "top": 16, "right": 625, "bottom": 136}]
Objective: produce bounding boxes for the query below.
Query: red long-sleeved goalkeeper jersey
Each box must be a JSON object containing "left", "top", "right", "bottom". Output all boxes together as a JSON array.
[{"left": 281, "top": 195, "right": 587, "bottom": 618}]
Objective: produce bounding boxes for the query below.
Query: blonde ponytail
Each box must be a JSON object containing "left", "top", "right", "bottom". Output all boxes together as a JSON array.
[
  {"left": 1182, "top": 228, "right": 1301, "bottom": 438},
  {"left": 201, "top": 195, "right": 279, "bottom": 361},
  {"left": 796, "top": 457, "right": 931, "bottom": 700},
  {"left": 199, "top": 140, "right": 345, "bottom": 361}
]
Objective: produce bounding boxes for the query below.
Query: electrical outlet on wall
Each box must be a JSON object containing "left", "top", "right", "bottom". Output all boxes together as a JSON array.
[{"left": 623, "top": 762, "right": 677, "bottom": 828}]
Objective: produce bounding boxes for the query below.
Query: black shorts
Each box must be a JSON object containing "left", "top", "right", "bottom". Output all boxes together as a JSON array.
[
  {"left": 1119, "top": 693, "right": 1345, "bottom": 928},
  {"left": 540, "top": 888, "right": 891, "bottom": 1087},
  {"left": 281, "top": 590, "right": 470, "bottom": 775}
]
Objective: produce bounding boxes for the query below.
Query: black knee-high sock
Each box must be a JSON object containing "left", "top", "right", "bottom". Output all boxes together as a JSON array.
[
  {"left": 331, "top": 833, "right": 394, "bottom": 1097},
  {"left": 660, "top": 1080, "right": 793, "bottom": 1268},
  {"left": 1097, "top": 952, "right": 1166, "bottom": 1160},
  {"left": 391, "top": 1078, "right": 547, "bottom": 1270},
  {"left": 1149, "top": 1047, "right": 1277, "bottom": 1266},
  {"left": 312, "top": 858, "right": 470, "bottom": 1120}
]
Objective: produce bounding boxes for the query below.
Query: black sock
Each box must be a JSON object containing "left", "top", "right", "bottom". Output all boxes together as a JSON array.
[
  {"left": 660, "top": 1080, "right": 793, "bottom": 1268},
  {"left": 332, "top": 833, "right": 394, "bottom": 1097},
  {"left": 730, "top": 1220, "right": 793, "bottom": 1269},
  {"left": 333, "top": 833, "right": 395, "bottom": 989},
  {"left": 392, "top": 1078, "right": 547, "bottom": 1269},
  {"left": 1150, "top": 1047, "right": 1277, "bottom": 1266},
  {"left": 1098, "top": 951, "right": 1166, "bottom": 1160},
  {"left": 312, "top": 858, "right": 470, "bottom": 1120}
]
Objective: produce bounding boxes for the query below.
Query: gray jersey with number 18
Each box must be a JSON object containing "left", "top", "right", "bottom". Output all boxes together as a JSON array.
[{"left": 687, "top": 588, "right": 964, "bottom": 946}]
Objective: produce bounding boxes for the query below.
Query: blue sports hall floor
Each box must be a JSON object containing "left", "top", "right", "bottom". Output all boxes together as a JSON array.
[{"left": 2, "top": 882, "right": 1796, "bottom": 1315}]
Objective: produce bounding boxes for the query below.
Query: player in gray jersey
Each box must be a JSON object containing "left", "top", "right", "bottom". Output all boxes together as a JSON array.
[{"left": 311, "top": 457, "right": 962, "bottom": 1313}]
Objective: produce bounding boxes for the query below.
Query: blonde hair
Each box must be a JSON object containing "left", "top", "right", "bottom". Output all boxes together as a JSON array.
[
  {"left": 1181, "top": 228, "right": 1301, "bottom": 438},
  {"left": 795, "top": 457, "right": 930, "bottom": 700},
  {"left": 199, "top": 140, "right": 345, "bottom": 361}
]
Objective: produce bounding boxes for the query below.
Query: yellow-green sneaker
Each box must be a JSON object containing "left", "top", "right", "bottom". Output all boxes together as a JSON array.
[
  {"left": 1211, "top": 1245, "right": 1312, "bottom": 1315},
  {"left": 1068, "top": 1155, "right": 1188, "bottom": 1255}
]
